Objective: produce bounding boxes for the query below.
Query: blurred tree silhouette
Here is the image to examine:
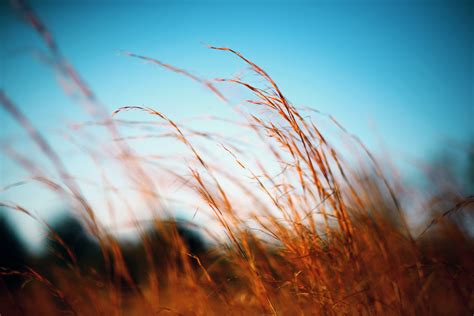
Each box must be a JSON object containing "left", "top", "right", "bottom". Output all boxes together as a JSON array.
[
  {"left": 466, "top": 143, "right": 474, "bottom": 194},
  {"left": 44, "top": 213, "right": 104, "bottom": 273},
  {"left": 0, "top": 210, "right": 30, "bottom": 315},
  {"left": 424, "top": 142, "right": 474, "bottom": 235},
  {"left": 119, "top": 220, "right": 208, "bottom": 285},
  {"left": 41, "top": 212, "right": 208, "bottom": 288},
  {"left": 0, "top": 210, "right": 28, "bottom": 272}
]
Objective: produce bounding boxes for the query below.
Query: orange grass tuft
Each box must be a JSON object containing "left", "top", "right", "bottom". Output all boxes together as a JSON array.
[{"left": 1, "top": 2, "right": 473, "bottom": 315}]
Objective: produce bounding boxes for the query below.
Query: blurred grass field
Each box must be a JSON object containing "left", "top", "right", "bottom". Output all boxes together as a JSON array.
[{"left": 1, "top": 1, "right": 473, "bottom": 315}]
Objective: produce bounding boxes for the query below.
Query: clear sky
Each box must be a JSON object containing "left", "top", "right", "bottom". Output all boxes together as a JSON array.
[{"left": 1, "top": 0, "right": 473, "bottom": 247}]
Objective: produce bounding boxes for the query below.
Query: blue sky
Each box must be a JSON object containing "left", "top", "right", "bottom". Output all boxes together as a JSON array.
[
  {"left": 1, "top": 0, "right": 473, "bottom": 246},
  {"left": 1, "top": 0, "right": 471, "bottom": 154}
]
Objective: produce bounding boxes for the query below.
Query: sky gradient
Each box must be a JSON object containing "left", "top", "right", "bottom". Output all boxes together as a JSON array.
[
  {"left": 1, "top": 0, "right": 473, "bottom": 246},
  {"left": 2, "top": 1, "right": 472, "bottom": 146}
]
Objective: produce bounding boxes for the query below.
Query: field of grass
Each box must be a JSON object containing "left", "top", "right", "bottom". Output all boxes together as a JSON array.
[{"left": 1, "top": 2, "right": 473, "bottom": 315}]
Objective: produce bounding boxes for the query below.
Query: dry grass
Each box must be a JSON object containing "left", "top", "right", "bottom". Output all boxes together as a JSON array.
[{"left": 1, "top": 1, "right": 473, "bottom": 315}]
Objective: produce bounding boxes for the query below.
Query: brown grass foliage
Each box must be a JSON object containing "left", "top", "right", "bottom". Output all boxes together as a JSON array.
[{"left": 1, "top": 1, "right": 473, "bottom": 315}]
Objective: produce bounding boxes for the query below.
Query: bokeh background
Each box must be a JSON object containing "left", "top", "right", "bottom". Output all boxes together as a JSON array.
[{"left": 1, "top": 0, "right": 473, "bottom": 249}]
